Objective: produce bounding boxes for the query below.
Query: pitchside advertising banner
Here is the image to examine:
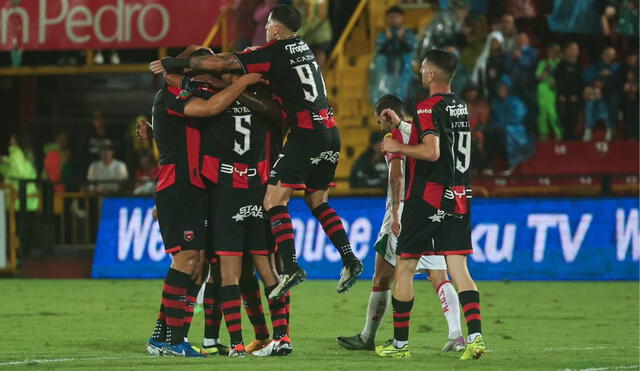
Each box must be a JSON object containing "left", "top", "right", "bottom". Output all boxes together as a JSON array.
[
  {"left": 0, "top": 0, "right": 222, "bottom": 51},
  {"left": 91, "top": 197, "right": 640, "bottom": 280}
]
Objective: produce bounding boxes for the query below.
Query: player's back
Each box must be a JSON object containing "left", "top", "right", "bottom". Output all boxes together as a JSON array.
[
  {"left": 234, "top": 36, "right": 335, "bottom": 131},
  {"left": 196, "top": 87, "right": 272, "bottom": 189},
  {"left": 407, "top": 93, "right": 472, "bottom": 214}
]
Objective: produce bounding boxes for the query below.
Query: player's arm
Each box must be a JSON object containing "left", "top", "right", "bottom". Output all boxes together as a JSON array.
[
  {"left": 237, "top": 90, "right": 281, "bottom": 122},
  {"left": 150, "top": 53, "right": 242, "bottom": 75},
  {"left": 383, "top": 134, "right": 440, "bottom": 161},
  {"left": 388, "top": 157, "right": 404, "bottom": 236},
  {"left": 380, "top": 108, "right": 440, "bottom": 161},
  {"left": 183, "top": 73, "right": 264, "bottom": 117}
]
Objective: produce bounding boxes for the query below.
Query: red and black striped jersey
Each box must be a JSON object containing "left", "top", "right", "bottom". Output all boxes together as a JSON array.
[
  {"left": 196, "top": 87, "right": 274, "bottom": 189},
  {"left": 233, "top": 37, "right": 336, "bottom": 132},
  {"left": 405, "top": 93, "right": 472, "bottom": 215},
  {"left": 151, "top": 84, "right": 205, "bottom": 192}
]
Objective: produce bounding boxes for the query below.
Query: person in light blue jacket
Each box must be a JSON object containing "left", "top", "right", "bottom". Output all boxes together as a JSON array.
[{"left": 486, "top": 75, "right": 535, "bottom": 175}]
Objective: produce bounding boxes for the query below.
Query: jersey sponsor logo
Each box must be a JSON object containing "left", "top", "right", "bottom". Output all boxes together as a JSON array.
[
  {"left": 310, "top": 150, "right": 339, "bottom": 165},
  {"left": 183, "top": 230, "right": 195, "bottom": 241},
  {"left": 417, "top": 108, "right": 432, "bottom": 114},
  {"left": 220, "top": 163, "right": 259, "bottom": 177},
  {"left": 232, "top": 205, "right": 264, "bottom": 222},
  {"left": 285, "top": 41, "right": 310, "bottom": 54},
  {"left": 446, "top": 104, "right": 468, "bottom": 117}
]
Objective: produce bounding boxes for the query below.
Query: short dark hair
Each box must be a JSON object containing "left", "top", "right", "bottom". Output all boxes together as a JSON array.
[
  {"left": 375, "top": 94, "right": 405, "bottom": 118},
  {"left": 189, "top": 48, "right": 214, "bottom": 58},
  {"left": 270, "top": 4, "right": 302, "bottom": 32},
  {"left": 424, "top": 49, "right": 458, "bottom": 81},
  {"left": 386, "top": 6, "right": 404, "bottom": 15}
]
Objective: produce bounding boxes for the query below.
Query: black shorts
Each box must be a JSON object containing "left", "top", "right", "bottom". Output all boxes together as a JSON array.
[
  {"left": 396, "top": 198, "right": 473, "bottom": 258},
  {"left": 433, "top": 212, "right": 473, "bottom": 255},
  {"left": 268, "top": 127, "right": 340, "bottom": 192},
  {"left": 209, "top": 185, "right": 272, "bottom": 256},
  {"left": 155, "top": 182, "right": 208, "bottom": 254}
]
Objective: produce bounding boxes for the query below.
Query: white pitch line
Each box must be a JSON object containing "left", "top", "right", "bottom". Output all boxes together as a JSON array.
[
  {"left": 0, "top": 355, "right": 146, "bottom": 366},
  {"left": 562, "top": 365, "right": 640, "bottom": 371}
]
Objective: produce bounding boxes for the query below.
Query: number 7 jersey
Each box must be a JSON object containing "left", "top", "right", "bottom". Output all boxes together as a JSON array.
[
  {"left": 233, "top": 37, "right": 336, "bottom": 131},
  {"left": 406, "top": 93, "right": 472, "bottom": 215}
]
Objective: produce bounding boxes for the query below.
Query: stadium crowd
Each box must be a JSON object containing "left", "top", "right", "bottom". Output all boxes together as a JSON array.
[
  {"left": 2, "top": 0, "right": 637, "bottom": 194},
  {"left": 356, "top": 0, "right": 639, "bottom": 185}
]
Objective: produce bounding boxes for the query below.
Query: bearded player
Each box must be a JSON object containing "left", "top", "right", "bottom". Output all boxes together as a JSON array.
[{"left": 149, "top": 4, "right": 364, "bottom": 299}]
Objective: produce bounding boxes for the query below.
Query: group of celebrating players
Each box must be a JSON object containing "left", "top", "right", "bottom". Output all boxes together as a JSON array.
[{"left": 143, "top": 3, "right": 485, "bottom": 361}]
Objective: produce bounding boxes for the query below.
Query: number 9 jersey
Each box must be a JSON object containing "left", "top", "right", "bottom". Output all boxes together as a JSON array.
[
  {"left": 406, "top": 93, "right": 472, "bottom": 216},
  {"left": 233, "top": 37, "right": 336, "bottom": 131}
]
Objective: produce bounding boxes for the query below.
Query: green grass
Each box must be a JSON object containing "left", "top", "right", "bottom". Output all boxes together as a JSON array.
[{"left": 0, "top": 279, "right": 638, "bottom": 370}]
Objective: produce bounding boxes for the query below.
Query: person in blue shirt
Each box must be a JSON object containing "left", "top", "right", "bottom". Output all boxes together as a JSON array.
[
  {"left": 503, "top": 32, "right": 539, "bottom": 133},
  {"left": 485, "top": 75, "right": 535, "bottom": 175},
  {"left": 582, "top": 46, "right": 621, "bottom": 141},
  {"left": 370, "top": 6, "right": 416, "bottom": 104}
]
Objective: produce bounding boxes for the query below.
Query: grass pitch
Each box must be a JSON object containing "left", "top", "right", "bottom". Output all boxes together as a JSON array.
[{"left": 0, "top": 279, "right": 638, "bottom": 370}]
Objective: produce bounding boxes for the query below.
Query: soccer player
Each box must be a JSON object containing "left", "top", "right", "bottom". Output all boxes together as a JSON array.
[
  {"left": 145, "top": 47, "right": 263, "bottom": 357},
  {"left": 149, "top": 4, "right": 364, "bottom": 299},
  {"left": 185, "top": 70, "right": 292, "bottom": 357},
  {"left": 336, "top": 94, "right": 464, "bottom": 352},
  {"left": 376, "top": 49, "right": 485, "bottom": 360}
]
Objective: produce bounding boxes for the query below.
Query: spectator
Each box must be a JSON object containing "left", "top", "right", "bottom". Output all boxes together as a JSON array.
[
  {"left": 486, "top": 75, "right": 535, "bottom": 175},
  {"left": 0, "top": 132, "right": 40, "bottom": 257},
  {"left": 496, "top": 14, "right": 517, "bottom": 55},
  {"left": 459, "top": 15, "right": 488, "bottom": 72},
  {"left": 471, "top": 31, "right": 505, "bottom": 101},
  {"left": 87, "top": 142, "right": 128, "bottom": 194},
  {"left": 297, "top": 0, "right": 332, "bottom": 66},
  {"left": 583, "top": 46, "right": 621, "bottom": 141},
  {"left": 370, "top": 6, "right": 416, "bottom": 104},
  {"left": 87, "top": 111, "right": 117, "bottom": 162},
  {"left": 619, "top": 50, "right": 638, "bottom": 139},
  {"left": 349, "top": 132, "right": 387, "bottom": 188},
  {"left": 503, "top": 32, "right": 539, "bottom": 132},
  {"left": 536, "top": 43, "right": 562, "bottom": 141},
  {"left": 0, "top": 133, "right": 39, "bottom": 211},
  {"left": 43, "top": 131, "right": 73, "bottom": 193},
  {"left": 133, "top": 152, "right": 158, "bottom": 195},
  {"left": 601, "top": 0, "right": 639, "bottom": 48},
  {"left": 461, "top": 85, "right": 490, "bottom": 173},
  {"left": 416, "top": 0, "right": 469, "bottom": 61},
  {"left": 555, "top": 41, "right": 583, "bottom": 140}
]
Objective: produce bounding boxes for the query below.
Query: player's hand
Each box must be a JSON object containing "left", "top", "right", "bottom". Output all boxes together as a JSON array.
[
  {"left": 136, "top": 118, "right": 152, "bottom": 140},
  {"left": 238, "top": 73, "right": 265, "bottom": 86},
  {"left": 152, "top": 207, "right": 158, "bottom": 221},
  {"left": 381, "top": 136, "right": 401, "bottom": 153},
  {"left": 381, "top": 108, "right": 401, "bottom": 127},
  {"left": 149, "top": 59, "right": 166, "bottom": 74},
  {"left": 391, "top": 208, "right": 401, "bottom": 236}
]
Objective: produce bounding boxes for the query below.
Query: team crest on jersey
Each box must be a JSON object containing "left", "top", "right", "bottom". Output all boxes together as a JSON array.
[
  {"left": 178, "top": 90, "right": 191, "bottom": 99},
  {"left": 310, "top": 150, "right": 339, "bottom": 165},
  {"left": 232, "top": 205, "right": 264, "bottom": 222},
  {"left": 183, "top": 230, "right": 195, "bottom": 241}
]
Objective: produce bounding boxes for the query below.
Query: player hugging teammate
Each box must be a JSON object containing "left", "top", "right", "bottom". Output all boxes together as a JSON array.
[{"left": 145, "top": 3, "right": 364, "bottom": 359}]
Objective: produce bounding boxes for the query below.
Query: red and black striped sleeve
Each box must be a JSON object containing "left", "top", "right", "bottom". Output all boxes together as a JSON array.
[
  {"left": 416, "top": 96, "right": 443, "bottom": 141},
  {"left": 233, "top": 40, "right": 278, "bottom": 75}
]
